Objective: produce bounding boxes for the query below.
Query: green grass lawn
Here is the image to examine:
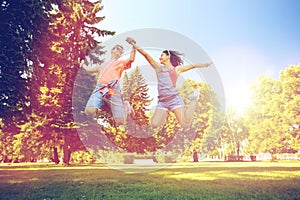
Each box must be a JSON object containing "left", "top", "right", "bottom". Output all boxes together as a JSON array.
[{"left": 0, "top": 161, "right": 299, "bottom": 200}]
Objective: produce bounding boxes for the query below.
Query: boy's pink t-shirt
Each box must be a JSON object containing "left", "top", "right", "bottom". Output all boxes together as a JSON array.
[{"left": 97, "top": 59, "right": 131, "bottom": 94}]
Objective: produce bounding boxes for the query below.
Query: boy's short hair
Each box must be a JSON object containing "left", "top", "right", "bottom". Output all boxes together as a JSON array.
[{"left": 112, "top": 45, "right": 123, "bottom": 50}]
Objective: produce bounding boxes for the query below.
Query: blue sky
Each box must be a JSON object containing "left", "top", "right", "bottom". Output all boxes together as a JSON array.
[{"left": 99, "top": 0, "right": 300, "bottom": 111}]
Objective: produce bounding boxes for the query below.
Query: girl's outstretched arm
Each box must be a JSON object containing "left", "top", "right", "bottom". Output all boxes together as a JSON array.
[
  {"left": 176, "top": 61, "right": 213, "bottom": 74},
  {"left": 126, "top": 37, "right": 160, "bottom": 71}
]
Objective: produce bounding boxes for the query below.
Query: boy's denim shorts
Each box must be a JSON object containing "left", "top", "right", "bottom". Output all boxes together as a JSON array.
[{"left": 86, "top": 87, "right": 125, "bottom": 119}]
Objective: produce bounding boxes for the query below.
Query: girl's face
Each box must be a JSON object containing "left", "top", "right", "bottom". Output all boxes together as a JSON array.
[{"left": 159, "top": 52, "right": 169, "bottom": 65}]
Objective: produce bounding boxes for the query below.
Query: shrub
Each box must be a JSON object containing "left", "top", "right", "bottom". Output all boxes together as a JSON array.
[
  {"left": 71, "top": 151, "right": 96, "bottom": 164},
  {"left": 155, "top": 154, "right": 176, "bottom": 163},
  {"left": 108, "top": 153, "right": 135, "bottom": 164}
]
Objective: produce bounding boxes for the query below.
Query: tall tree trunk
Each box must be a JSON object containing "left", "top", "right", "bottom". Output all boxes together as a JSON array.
[
  {"left": 53, "top": 147, "right": 60, "bottom": 164},
  {"left": 62, "top": 133, "right": 71, "bottom": 166},
  {"left": 193, "top": 150, "right": 199, "bottom": 162},
  {"left": 237, "top": 143, "right": 240, "bottom": 157},
  {"left": 237, "top": 143, "right": 241, "bottom": 161}
]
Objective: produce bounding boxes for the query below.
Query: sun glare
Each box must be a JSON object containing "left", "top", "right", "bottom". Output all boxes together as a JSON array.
[{"left": 227, "top": 85, "right": 252, "bottom": 115}]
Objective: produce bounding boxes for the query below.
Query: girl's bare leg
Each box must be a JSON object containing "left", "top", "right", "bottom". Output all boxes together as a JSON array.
[
  {"left": 183, "top": 100, "right": 198, "bottom": 125},
  {"left": 173, "top": 88, "right": 200, "bottom": 127},
  {"left": 173, "top": 101, "right": 197, "bottom": 127},
  {"left": 173, "top": 107, "right": 184, "bottom": 125},
  {"left": 151, "top": 109, "right": 168, "bottom": 128}
]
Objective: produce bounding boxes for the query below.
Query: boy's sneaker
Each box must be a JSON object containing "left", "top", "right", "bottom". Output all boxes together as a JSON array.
[
  {"left": 188, "top": 87, "right": 201, "bottom": 100},
  {"left": 95, "top": 117, "right": 109, "bottom": 128}
]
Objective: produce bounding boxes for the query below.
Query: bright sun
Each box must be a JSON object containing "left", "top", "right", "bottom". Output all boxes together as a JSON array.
[{"left": 227, "top": 85, "right": 252, "bottom": 115}]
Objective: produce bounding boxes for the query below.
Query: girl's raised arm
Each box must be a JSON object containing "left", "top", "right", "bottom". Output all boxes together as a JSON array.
[{"left": 126, "top": 37, "right": 160, "bottom": 71}]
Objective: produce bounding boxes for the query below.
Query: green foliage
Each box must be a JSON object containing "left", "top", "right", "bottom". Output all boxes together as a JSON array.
[
  {"left": 220, "top": 111, "right": 249, "bottom": 157},
  {"left": 0, "top": 119, "right": 15, "bottom": 162},
  {"left": 37, "top": 0, "right": 113, "bottom": 124},
  {"left": 0, "top": 0, "right": 114, "bottom": 164},
  {"left": 101, "top": 66, "right": 153, "bottom": 153},
  {"left": 106, "top": 153, "right": 135, "bottom": 164},
  {"left": 129, "top": 83, "right": 152, "bottom": 126},
  {"left": 0, "top": 0, "right": 56, "bottom": 125},
  {"left": 245, "top": 76, "right": 285, "bottom": 154},
  {"left": 155, "top": 154, "right": 177, "bottom": 163},
  {"left": 114, "top": 76, "right": 222, "bottom": 156},
  {"left": 13, "top": 112, "right": 56, "bottom": 162},
  {"left": 245, "top": 64, "right": 300, "bottom": 154},
  {"left": 280, "top": 64, "right": 300, "bottom": 151},
  {"left": 34, "top": 0, "right": 114, "bottom": 164},
  {"left": 70, "top": 150, "right": 96, "bottom": 164},
  {"left": 123, "top": 67, "right": 152, "bottom": 126},
  {"left": 178, "top": 79, "right": 223, "bottom": 157}
]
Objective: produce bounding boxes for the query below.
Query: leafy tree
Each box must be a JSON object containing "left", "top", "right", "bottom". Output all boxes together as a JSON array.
[
  {"left": 0, "top": 0, "right": 59, "bottom": 130},
  {"left": 35, "top": 0, "right": 114, "bottom": 164},
  {"left": 125, "top": 67, "right": 152, "bottom": 127},
  {"left": 245, "top": 75, "right": 286, "bottom": 154},
  {"left": 102, "top": 66, "right": 153, "bottom": 153},
  {"left": 13, "top": 113, "right": 48, "bottom": 162},
  {"left": 0, "top": 118, "right": 15, "bottom": 162},
  {"left": 178, "top": 79, "right": 223, "bottom": 159},
  {"left": 199, "top": 107, "right": 226, "bottom": 160},
  {"left": 220, "top": 110, "right": 249, "bottom": 157},
  {"left": 100, "top": 73, "right": 222, "bottom": 156},
  {"left": 0, "top": 0, "right": 63, "bottom": 163},
  {"left": 0, "top": 0, "right": 116, "bottom": 164},
  {"left": 122, "top": 72, "right": 132, "bottom": 102},
  {"left": 280, "top": 64, "right": 300, "bottom": 152}
]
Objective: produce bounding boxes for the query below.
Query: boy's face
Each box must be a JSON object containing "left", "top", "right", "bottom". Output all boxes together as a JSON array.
[{"left": 112, "top": 45, "right": 124, "bottom": 57}]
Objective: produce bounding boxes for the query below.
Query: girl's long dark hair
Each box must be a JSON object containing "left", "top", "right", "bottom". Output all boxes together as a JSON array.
[{"left": 163, "top": 50, "right": 183, "bottom": 67}]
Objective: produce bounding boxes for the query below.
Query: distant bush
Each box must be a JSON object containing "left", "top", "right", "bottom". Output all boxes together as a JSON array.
[
  {"left": 70, "top": 151, "right": 96, "bottom": 164},
  {"left": 107, "top": 153, "right": 135, "bottom": 164},
  {"left": 155, "top": 154, "right": 176, "bottom": 163}
]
